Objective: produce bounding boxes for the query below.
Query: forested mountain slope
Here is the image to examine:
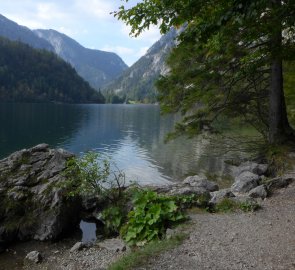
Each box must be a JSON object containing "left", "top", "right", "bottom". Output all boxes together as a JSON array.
[
  {"left": 104, "top": 28, "right": 178, "bottom": 103},
  {"left": 0, "top": 37, "right": 104, "bottom": 103},
  {"left": 0, "top": 14, "right": 127, "bottom": 90},
  {"left": 34, "top": 29, "right": 128, "bottom": 90}
]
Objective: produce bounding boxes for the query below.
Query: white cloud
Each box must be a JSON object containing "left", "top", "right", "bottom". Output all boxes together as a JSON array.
[
  {"left": 73, "top": 0, "right": 115, "bottom": 20},
  {"left": 121, "top": 24, "right": 161, "bottom": 43},
  {"left": 1, "top": 0, "right": 162, "bottom": 65},
  {"left": 102, "top": 45, "right": 134, "bottom": 55},
  {"left": 5, "top": 14, "right": 46, "bottom": 29}
]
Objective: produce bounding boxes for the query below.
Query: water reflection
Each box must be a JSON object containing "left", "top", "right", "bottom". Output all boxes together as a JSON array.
[
  {"left": 1, "top": 103, "right": 244, "bottom": 186},
  {"left": 79, "top": 221, "right": 97, "bottom": 244}
]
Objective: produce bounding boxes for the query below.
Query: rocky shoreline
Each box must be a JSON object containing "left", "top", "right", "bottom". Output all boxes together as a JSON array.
[{"left": 1, "top": 144, "right": 294, "bottom": 269}]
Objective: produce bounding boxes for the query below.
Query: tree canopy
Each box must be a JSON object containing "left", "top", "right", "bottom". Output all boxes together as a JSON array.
[{"left": 115, "top": 0, "right": 295, "bottom": 144}]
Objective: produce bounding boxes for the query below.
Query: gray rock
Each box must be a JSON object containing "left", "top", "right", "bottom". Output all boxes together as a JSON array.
[
  {"left": 210, "top": 189, "right": 235, "bottom": 205},
  {"left": 166, "top": 228, "right": 178, "bottom": 240},
  {"left": 230, "top": 161, "right": 268, "bottom": 177},
  {"left": 183, "top": 175, "right": 219, "bottom": 192},
  {"left": 248, "top": 185, "right": 268, "bottom": 199},
  {"left": 0, "top": 144, "right": 80, "bottom": 246},
  {"left": 99, "top": 238, "right": 126, "bottom": 252},
  {"left": 231, "top": 171, "right": 260, "bottom": 193},
  {"left": 169, "top": 186, "right": 209, "bottom": 197},
  {"left": 70, "top": 242, "right": 85, "bottom": 252},
  {"left": 31, "top": 143, "right": 49, "bottom": 152},
  {"left": 265, "top": 176, "right": 294, "bottom": 191},
  {"left": 25, "top": 251, "right": 42, "bottom": 263}
]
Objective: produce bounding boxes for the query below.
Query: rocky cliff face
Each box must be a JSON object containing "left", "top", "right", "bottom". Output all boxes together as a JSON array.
[
  {"left": 104, "top": 28, "right": 179, "bottom": 103},
  {"left": 0, "top": 144, "right": 80, "bottom": 251}
]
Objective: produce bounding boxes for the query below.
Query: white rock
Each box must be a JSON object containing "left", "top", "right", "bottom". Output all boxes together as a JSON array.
[{"left": 25, "top": 251, "right": 42, "bottom": 263}]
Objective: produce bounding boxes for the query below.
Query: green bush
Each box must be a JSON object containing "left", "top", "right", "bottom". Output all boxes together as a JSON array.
[
  {"left": 62, "top": 151, "right": 125, "bottom": 201},
  {"left": 120, "top": 189, "right": 187, "bottom": 246},
  {"left": 101, "top": 206, "right": 126, "bottom": 236}
]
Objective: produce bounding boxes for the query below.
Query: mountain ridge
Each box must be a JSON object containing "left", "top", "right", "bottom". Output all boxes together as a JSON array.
[
  {"left": 0, "top": 14, "right": 127, "bottom": 90},
  {"left": 34, "top": 29, "right": 128, "bottom": 90},
  {"left": 0, "top": 37, "right": 104, "bottom": 103},
  {"left": 103, "top": 28, "right": 178, "bottom": 103}
]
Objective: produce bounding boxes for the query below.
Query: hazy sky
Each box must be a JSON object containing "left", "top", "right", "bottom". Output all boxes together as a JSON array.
[{"left": 1, "top": 0, "right": 161, "bottom": 66}]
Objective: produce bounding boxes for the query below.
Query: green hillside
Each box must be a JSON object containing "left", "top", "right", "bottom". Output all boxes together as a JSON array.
[{"left": 0, "top": 37, "right": 105, "bottom": 103}]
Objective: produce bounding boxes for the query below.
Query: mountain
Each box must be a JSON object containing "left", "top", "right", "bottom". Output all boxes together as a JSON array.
[
  {"left": 0, "top": 14, "right": 128, "bottom": 90},
  {"left": 0, "top": 37, "right": 104, "bottom": 103},
  {"left": 103, "top": 28, "right": 178, "bottom": 103},
  {"left": 0, "top": 14, "right": 53, "bottom": 51},
  {"left": 34, "top": 29, "right": 128, "bottom": 90}
]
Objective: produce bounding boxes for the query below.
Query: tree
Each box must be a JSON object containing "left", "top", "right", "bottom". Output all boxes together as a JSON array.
[{"left": 115, "top": 0, "right": 295, "bottom": 144}]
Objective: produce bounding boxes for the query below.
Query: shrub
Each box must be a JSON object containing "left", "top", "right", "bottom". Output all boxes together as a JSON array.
[
  {"left": 62, "top": 151, "right": 125, "bottom": 201},
  {"left": 120, "top": 189, "right": 187, "bottom": 246}
]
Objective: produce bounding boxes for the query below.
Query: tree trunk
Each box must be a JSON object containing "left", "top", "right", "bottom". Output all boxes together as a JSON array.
[{"left": 268, "top": 0, "right": 294, "bottom": 144}]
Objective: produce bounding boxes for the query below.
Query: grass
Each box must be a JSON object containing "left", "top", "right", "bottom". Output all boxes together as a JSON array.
[
  {"left": 212, "top": 198, "right": 260, "bottom": 213},
  {"left": 108, "top": 234, "right": 187, "bottom": 270}
]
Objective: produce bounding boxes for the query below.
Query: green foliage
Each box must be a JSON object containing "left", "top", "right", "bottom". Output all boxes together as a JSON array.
[
  {"left": 101, "top": 206, "right": 126, "bottom": 235},
  {"left": 108, "top": 234, "right": 187, "bottom": 270},
  {"left": 115, "top": 0, "right": 295, "bottom": 143},
  {"left": 62, "top": 152, "right": 125, "bottom": 201},
  {"left": 239, "top": 201, "right": 261, "bottom": 212},
  {"left": 0, "top": 37, "right": 105, "bottom": 103},
  {"left": 120, "top": 189, "right": 187, "bottom": 246},
  {"left": 174, "top": 193, "right": 210, "bottom": 209},
  {"left": 212, "top": 198, "right": 260, "bottom": 213}
]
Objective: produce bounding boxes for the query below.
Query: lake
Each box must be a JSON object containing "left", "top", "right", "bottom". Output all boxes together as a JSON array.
[{"left": 0, "top": 103, "right": 243, "bottom": 186}]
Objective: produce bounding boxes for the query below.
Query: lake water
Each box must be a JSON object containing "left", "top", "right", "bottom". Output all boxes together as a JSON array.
[{"left": 0, "top": 103, "right": 243, "bottom": 186}]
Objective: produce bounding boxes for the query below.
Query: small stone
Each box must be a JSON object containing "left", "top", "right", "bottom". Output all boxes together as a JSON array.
[
  {"left": 70, "top": 242, "right": 85, "bottom": 252},
  {"left": 99, "top": 238, "right": 126, "bottom": 252},
  {"left": 25, "top": 251, "right": 42, "bottom": 264},
  {"left": 183, "top": 175, "right": 219, "bottom": 192},
  {"left": 248, "top": 185, "right": 268, "bottom": 199},
  {"left": 210, "top": 189, "right": 235, "bottom": 204}
]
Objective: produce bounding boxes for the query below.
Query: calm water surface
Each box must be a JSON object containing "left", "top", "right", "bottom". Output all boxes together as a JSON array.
[{"left": 0, "top": 103, "right": 241, "bottom": 185}]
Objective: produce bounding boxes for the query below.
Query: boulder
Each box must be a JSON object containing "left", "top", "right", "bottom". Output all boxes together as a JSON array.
[
  {"left": 265, "top": 175, "right": 294, "bottom": 192},
  {"left": 25, "top": 251, "right": 42, "bottom": 264},
  {"left": 248, "top": 185, "right": 268, "bottom": 199},
  {"left": 209, "top": 189, "right": 235, "bottom": 205},
  {"left": 0, "top": 144, "right": 81, "bottom": 246},
  {"left": 183, "top": 175, "right": 219, "bottom": 192},
  {"left": 230, "top": 161, "right": 268, "bottom": 177},
  {"left": 231, "top": 171, "right": 260, "bottom": 193}
]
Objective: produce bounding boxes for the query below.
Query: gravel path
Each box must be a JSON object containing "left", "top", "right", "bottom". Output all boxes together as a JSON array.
[{"left": 136, "top": 181, "right": 295, "bottom": 270}]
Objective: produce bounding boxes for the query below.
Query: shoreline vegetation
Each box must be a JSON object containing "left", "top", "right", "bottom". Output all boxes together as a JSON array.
[{"left": 0, "top": 143, "right": 294, "bottom": 269}]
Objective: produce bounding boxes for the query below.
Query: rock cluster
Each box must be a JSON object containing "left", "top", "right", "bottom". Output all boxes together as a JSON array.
[
  {"left": 0, "top": 144, "right": 81, "bottom": 252},
  {"left": 155, "top": 160, "right": 294, "bottom": 207},
  {"left": 210, "top": 160, "right": 295, "bottom": 205}
]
